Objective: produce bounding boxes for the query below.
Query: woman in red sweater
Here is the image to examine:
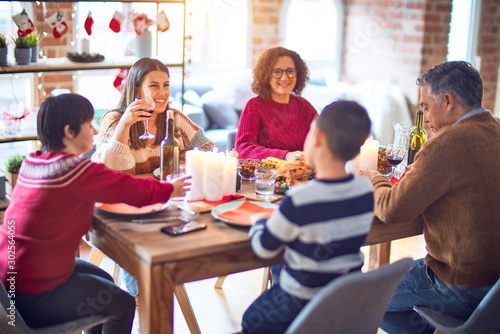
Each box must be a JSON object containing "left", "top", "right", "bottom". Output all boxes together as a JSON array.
[
  {"left": 235, "top": 47, "right": 318, "bottom": 160},
  {"left": 0, "top": 94, "right": 189, "bottom": 333}
]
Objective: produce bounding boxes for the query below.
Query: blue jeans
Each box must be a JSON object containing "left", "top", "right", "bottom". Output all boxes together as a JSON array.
[
  {"left": 241, "top": 284, "right": 309, "bottom": 334},
  {"left": 381, "top": 258, "right": 493, "bottom": 334},
  {"left": 120, "top": 267, "right": 138, "bottom": 297}
]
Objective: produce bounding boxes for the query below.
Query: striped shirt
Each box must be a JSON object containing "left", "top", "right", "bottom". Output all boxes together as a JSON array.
[{"left": 249, "top": 175, "right": 374, "bottom": 300}]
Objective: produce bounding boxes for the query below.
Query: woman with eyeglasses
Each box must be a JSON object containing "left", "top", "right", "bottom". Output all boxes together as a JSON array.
[{"left": 234, "top": 47, "right": 318, "bottom": 160}]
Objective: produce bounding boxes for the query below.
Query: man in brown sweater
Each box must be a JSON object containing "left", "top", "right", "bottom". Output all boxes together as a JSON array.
[{"left": 360, "top": 61, "right": 500, "bottom": 334}]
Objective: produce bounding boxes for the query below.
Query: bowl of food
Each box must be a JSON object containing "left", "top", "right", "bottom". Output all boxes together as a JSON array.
[
  {"left": 377, "top": 146, "right": 393, "bottom": 176},
  {"left": 238, "top": 159, "right": 263, "bottom": 181}
]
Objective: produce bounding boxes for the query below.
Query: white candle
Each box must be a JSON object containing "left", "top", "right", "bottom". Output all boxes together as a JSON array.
[
  {"left": 185, "top": 148, "right": 206, "bottom": 201},
  {"left": 205, "top": 151, "right": 224, "bottom": 201},
  {"left": 81, "top": 38, "right": 90, "bottom": 54},
  {"left": 360, "top": 137, "right": 379, "bottom": 170},
  {"left": 222, "top": 154, "right": 237, "bottom": 196}
]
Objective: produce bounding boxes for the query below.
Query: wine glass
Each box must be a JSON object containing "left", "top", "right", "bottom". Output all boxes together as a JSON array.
[
  {"left": 385, "top": 144, "right": 406, "bottom": 177},
  {"left": 136, "top": 97, "right": 155, "bottom": 140}
]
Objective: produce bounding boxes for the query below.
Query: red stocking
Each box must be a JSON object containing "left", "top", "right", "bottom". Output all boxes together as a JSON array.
[
  {"left": 85, "top": 12, "right": 94, "bottom": 36},
  {"left": 113, "top": 68, "right": 129, "bottom": 92},
  {"left": 109, "top": 11, "right": 124, "bottom": 33}
]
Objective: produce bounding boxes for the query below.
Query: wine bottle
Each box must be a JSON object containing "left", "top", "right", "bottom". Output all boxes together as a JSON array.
[
  {"left": 407, "top": 110, "right": 427, "bottom": 165},
  {"left": 160, "top": 110, "right": 180, "bottom": 181}
]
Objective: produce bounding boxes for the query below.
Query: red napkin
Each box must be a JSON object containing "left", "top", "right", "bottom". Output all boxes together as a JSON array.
[
  {"left": 217, "top": 200, "right": 276, "bottom": 227},
  {"left": 202, "top": 194, "right": 245, "bottom": 206},
  {"left": 390, "top": 176, "right": 399, "bottom": 185}
]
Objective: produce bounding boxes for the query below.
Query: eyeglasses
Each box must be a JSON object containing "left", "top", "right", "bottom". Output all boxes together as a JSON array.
[{"left": 271, "top": 68, "right": 297, "bottom": 79}]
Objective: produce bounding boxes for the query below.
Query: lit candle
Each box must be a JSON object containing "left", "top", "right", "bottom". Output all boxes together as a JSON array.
[
  {"left": 360, "top": 137, "right": 379, "bottom": 170},
  {"left": 222, "top": 153, "right": 237, "bottom": 196},
  {"left": 205, "top": 150, "right": 224, "bottom": 201},
  {"left": 185, "top": 148, "right": 206, "bottom": 201}
]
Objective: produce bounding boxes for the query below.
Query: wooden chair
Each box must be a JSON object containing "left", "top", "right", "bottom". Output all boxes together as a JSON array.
[
  {"left": 215, "top": 266, "right": 271, "bottom": 292},
  {"left": 83, "top": 244, "right": 202, "bottom": 334}
]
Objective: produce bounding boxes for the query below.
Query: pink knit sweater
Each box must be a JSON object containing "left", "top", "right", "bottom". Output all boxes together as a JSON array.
[{"left": 235, "top": 95, "right": 317, "bottom": 159}]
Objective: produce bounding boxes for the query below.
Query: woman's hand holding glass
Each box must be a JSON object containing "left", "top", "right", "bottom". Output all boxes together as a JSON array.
[{"left": 135, "top": 96, "right": 156, "bottom": 139}]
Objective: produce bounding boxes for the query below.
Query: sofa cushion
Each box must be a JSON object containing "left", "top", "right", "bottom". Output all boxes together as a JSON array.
[{"left": 201, "top": 90, "right": 239, "bottom": 129}]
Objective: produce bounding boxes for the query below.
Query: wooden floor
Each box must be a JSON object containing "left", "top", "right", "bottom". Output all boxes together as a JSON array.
[{"left": 80, "top": 234, "right": 427, "bottom": 334}]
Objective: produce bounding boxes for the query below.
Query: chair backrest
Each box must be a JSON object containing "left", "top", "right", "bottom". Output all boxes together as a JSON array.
[
  {"left": 285, "top": 257, "right": 413, "bottom": 334},
  {"left": 1, "top": 283, "right": 108, "bottom": 334},
  {"left": 227, "top": 130, "right": 237, "bottom": 151},
  {"left": 455, "top": 277, "right": 500, "bottom": 332}
]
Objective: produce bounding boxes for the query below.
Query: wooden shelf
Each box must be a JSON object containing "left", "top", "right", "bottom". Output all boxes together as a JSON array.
[
  {"left": 0, "top": 134, "right": 38, "bottom": 144},
  {"left": 0, "top": 56, "right": 184, "bottom": 74}
]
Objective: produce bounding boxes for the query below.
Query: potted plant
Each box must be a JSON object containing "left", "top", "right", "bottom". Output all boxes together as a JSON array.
[
  {"left": 0, "top": 34, "right": 7, "bottom": 66},
  {"left": 25, "top": 31, "right": 40, "bottom": 63},
  {"left": 3, "top": 154, "right": 24, "bottom": 197},
  {"left": 12, "top": 36, "right": 31, "bottom": 65}
]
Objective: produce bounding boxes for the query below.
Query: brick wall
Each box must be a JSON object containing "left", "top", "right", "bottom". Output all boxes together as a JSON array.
[
  {"left": 478, "top": 0, "right": 500, "bottom": 112},
  {"left": 250, "top": 0, "right": 499, "bottom": 111},
  {"left": 341, "top": 0, "right": 452, "bottom": 106},
  {"left": 32, "top": 2, "right": 75, "bottom": 106},
  {"left": 250, "top": 0, "right": 283, "bottom": 64}
]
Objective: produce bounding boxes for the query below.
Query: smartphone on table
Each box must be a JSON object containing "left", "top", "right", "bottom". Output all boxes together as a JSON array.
[{"left": 160, "top": 221, "right": 207, "bottom": 236}]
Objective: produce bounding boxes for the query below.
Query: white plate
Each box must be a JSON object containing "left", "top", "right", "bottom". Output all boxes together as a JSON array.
[
  {"left": 211, "top": 200, "right": 278, "bottom": 227},
  {"left": 153, "top": 168, "right": 161, "bottom": 179},
  {"left": 95, "top": 202, "right": 167, "bottom": 217}
]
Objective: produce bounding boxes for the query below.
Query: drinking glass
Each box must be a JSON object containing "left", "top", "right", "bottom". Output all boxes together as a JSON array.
[
  {"left": 254, "top": 169, "right": 276, "bottom": 200},
  {"left": 136, "top": 97, "right": 155, "bottom": 140},
  {"left": 166, "top": 172, "right": 186, "bottom": 203},
  {"left": 385, "top": 144, "right": 406, "bottom": 177}
]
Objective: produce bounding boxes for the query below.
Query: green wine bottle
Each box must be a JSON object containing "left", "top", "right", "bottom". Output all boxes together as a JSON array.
[
  {"left": 160, "top": 110, "right": 180, "bottom": 180},
  {"left": 407, "top": 110, "right": 427, "bottom": 165}
]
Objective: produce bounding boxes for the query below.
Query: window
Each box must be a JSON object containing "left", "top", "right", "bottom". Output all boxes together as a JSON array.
[
  {"left": 282, "top": 0, "right": 343, "bottom": 80},
  {"left": 447, "top": 0, "right": 481, "bottom": 66},
  {"left": 188, "top": 0, "right": 249, "bottom": 72}
]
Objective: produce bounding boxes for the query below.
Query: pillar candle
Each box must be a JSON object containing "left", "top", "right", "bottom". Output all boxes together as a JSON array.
[
  {"left": 185, "top": 148, "right": 206, "bottom": 201},
  {"left": 205, "top": 151, "right": 224, "bottom": 201},
  {"left": 360, "top": 137, "right": 379, "bottom": 170},
  {"left": 222, "top": 154, "right": 237, "bottom": 196},
  {"left": 81, "top": 38, "right": 90, "bottom": 54}
]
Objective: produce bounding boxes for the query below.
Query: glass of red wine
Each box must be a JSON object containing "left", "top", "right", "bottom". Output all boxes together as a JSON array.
[
  {"left": 136, "top": 97, "right": 156, "bottom": 140},
  {"left": 385, "top": 144, "right": 406, "bottom": 177}
]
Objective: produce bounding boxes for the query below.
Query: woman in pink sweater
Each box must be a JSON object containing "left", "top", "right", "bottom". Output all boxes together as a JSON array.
[
  {"left": 0, "top": 94, "right": 189, "bottom": 333},
  {"left": 235, "top": 47, "right": 318, "bottom": 160}
]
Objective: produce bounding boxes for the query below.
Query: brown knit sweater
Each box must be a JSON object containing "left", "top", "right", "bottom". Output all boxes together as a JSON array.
[
  {"left": 370, "top": 111, "right": 500, "bottom": 286},
  {"left": 92, "top": 109, "right": 213, "bottom": 175}
]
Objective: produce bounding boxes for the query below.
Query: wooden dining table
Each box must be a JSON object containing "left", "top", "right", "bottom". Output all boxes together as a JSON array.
[{"left": 90, "top": 180, "right": 423, "bottom": 334}]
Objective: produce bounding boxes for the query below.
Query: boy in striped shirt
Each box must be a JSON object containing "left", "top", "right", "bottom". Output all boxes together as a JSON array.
[{"left": 242, "top": 100, "right": 375, "bottom": 333}]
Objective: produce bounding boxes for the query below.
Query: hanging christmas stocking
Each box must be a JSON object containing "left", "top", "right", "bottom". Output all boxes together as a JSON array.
[
  {"left": 132, "top": 13, "right": 154, "bottom": 35},
  {"left": 85, "top": 12, "right": 94, "bottom": 36},
  {"left": 109, "top": 11, "right": 124, "bottom": 33},
  {"left": 12, "top": 9, "right": 35, "bottom": 38},
  {"left": 157, "top": 11, "right": 170, "bottom": 32},
  {"left": 46, "top": 11, "right": 69, "bottom": 39},
  {"left": 113, "top": 68, "right": 129, "bottom": 92}
]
